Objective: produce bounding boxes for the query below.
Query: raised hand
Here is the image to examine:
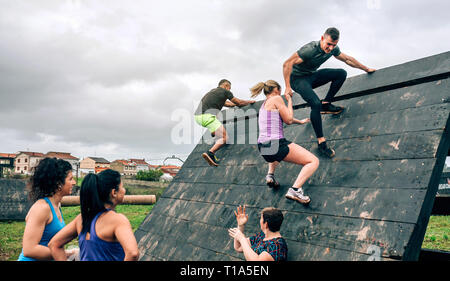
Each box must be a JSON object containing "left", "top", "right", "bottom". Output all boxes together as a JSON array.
[{"left": 234, "top": 205, "right": 248, "bottom": 226}]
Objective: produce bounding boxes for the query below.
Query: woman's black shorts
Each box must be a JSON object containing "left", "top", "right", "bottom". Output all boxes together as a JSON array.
[{"left": 257, "top": 138, "right": 292, "bottom": 163}]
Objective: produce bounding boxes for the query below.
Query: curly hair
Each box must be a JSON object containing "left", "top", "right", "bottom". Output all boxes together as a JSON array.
[{"left": 27, "top": 157, "right": 73, "bottom": 202}]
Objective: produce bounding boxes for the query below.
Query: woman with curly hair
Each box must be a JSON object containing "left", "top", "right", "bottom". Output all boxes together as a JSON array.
[
  {"left": 49, "top": 169, "right": 139, "bottom": 261},
  {"left": 18, "top": 157, "right": 76, "bottom": 261}
]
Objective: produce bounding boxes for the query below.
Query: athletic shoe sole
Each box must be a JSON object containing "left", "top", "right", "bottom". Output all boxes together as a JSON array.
[
  {"left": 285, "top": 194, "right": 311, "bottom": 205},
  {"left": 202, "top": 152, "right": 219, "bottom": 167}
]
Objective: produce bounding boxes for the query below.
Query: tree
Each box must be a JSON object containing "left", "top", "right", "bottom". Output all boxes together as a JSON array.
[{"left": 136, "top": 169, "right": 163, "bottom": 181}]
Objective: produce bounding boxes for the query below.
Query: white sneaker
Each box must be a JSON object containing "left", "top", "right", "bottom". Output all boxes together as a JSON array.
[{"left": 285, "top": 188, "right": 310, "bottom": 205}]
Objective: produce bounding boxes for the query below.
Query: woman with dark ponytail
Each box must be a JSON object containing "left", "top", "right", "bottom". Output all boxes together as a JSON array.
[
  {"left": 49, "top": 169, "right": 139, "bottom": 261},
  {"left": 18, "top": 157, "right": 76, "bottom": 261}
]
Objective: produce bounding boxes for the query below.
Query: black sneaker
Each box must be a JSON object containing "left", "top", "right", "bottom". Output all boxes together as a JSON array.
[
  {"left": 318, "top": 141, "right": 335, "bottom": 158},
  {"left": 265, "top": 174, "right": 280, "bottom": 189},
  {"left": 202, "top": 151, "right": 219, "bottom": 167},
  {"left": 321, "top": 102, "right": 344, "bottom": 115}
]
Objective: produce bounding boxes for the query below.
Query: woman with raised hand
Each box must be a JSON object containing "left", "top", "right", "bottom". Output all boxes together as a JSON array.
[
  {"left": 49, "top": 169, "right": 139, "bottom": 261},
  {"left": 251, "top": 80, "right": 319, "bottom": 204},
  {"left": 18, "top": 157, "right": 76, "bottom": 261},
  {"left": 229, "top": 205, "right": 287, "bottom": 261}
]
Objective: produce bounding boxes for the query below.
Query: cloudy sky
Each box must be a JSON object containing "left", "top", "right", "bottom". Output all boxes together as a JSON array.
[{"left": 1, "top": 0, "right": 449, "bottom": 165}]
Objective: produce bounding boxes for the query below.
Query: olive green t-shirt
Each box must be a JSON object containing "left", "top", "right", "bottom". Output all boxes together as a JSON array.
[
  {"left": 291, "top": 40, "right": 341, "bottom": 77},
  {"left": 195, "top": 87, "right": 234, "bottom": 115}
]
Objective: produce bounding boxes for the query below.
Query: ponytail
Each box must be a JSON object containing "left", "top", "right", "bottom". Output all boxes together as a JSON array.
[
  {"left": 250, "top": 82, "right": 266, "bottom": 98},
  {"left": 80, "top": 169, "right": 121, "bottom": 233},
  {"left": 250, "top": 80, "right": 281, "bottom": 98}
]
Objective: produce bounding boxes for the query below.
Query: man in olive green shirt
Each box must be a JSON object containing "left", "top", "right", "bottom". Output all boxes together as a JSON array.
[
  {"left": 195, "top": 79, "right": 255, "bottom": 166},
  {"left": 283, "top": 27, "right": 376, "bottom": 158}
]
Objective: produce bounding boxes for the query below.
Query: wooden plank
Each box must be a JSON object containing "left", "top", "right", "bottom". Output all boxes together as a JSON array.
[
  {"left": 160, "top": 182, "right": 426, "bottom": 223},
  {"left": 183, "top": 130, "right": 442, "bottom": 168},
  {"left": 138, "top": 208, "right": 411, "bottom": 260},
  {"left": 309, "top": 50, "right": 450, "bottom": 102},
  {"left": 190, "top": 101, "right": 448, "bottom": 163},
  {"left": 0, "top": 179, "right": 30, "bottom": 221},
  {"left": 174, "top": 158, "right": 436, "bottom": 189},
  {"left": 286, "top": 239, "right": 396, "bottom": 261}
]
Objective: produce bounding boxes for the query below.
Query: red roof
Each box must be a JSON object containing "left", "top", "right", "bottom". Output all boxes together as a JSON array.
[
  {"left": 159, "top": 165, "right": 181, "bottom": 176},
  {"left": 45, "top": 152, "right": 79, "bottom": 160},
  {"left": 0, "top": 153, "right": 16, "bottom": 158},
  {"left": 160, "top": 165, "right": 181, "bottom": 169},
  {"left": 113, "top": 159, "right": 136, "bottom": 166},
  {"left": 18, "top": 151, "right": 45, "bottom": 157},
  {"left": 95, "top": 167, "right": 109, "bottom": 174},
  {"left": 130, "top": 158, "right": 149, "bottom": 165}
]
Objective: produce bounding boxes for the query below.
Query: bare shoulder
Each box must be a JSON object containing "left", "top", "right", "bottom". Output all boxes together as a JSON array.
[
  {"left": 106, "top": 211, "right": 131, "bottom": 226},
  {"left": 33, "top": 198, "right": 51, "bottom": 209},
  {"left": 271, "top": 95, "right": 286, "bottom": 107},
  {"left": 26, "top": 199, "right": 51, "bottom": 219}
]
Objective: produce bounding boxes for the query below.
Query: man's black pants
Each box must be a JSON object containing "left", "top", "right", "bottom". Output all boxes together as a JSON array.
[{"left": 291, "top": 68, "right": 347, "bottom": 138}]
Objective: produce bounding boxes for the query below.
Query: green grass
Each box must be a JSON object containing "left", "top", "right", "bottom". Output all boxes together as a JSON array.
[
  {"left": 0, "top": 220, "right": 25, "bottom": 261},
  {"left": 422, "top": 215, "right": 450, "bottom": 251}
]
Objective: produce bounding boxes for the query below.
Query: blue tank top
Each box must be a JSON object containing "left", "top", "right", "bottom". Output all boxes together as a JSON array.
[
  {"left": 18, "top": 197, "right": 65, "bottom": 261},
  {"left": 78, "top": 209, "right": 125, "bottom": 261}
]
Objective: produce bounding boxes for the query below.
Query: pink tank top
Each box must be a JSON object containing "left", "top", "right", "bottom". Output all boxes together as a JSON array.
[{"left": 258, "top": 99, "right": 284, "bottom": 143}]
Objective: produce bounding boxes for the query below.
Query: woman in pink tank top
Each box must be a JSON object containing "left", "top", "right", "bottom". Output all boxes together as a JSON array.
[{"left": 252, "top": 80, "right": 319, "bottom": 205}]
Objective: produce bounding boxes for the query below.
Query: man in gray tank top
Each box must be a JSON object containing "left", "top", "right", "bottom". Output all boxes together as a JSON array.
[{"left": 283, "top": 27, "right": 376, "bottom": 158}]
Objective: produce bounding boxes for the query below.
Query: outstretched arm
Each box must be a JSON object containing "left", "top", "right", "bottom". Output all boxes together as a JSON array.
[
  {"left": 282, "top": 52, "right": 304, "bottom": 96},
  {"left": 292, "top": 118, "right": 310, "bottom": 125},
  {"left": 335, "top": 52, "right": 376, "bottom": 73},
  {"left": 230, "top": 97, "right": 256, "bottom": 107},
  {"left": 224, "top": 100, "right": 237, "bottom": 107}
]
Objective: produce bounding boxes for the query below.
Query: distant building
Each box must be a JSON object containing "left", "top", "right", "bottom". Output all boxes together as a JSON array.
[
  {"left": 148, "top": 164, "right": 160, "bottom": 171},
  {"left": 0, "top": 153, "right": 16, "bottom": 177},
  {"left": 159, "top": 165, "right": 181, "bottom": 177},
  {"left": 129, "top": 158, "right": 150, "bottom": 172},
  {"left": 79, "top": 157, "right": 110, "bottom": 175},
  {"left": 111, "top": 160, "right": 137, "bottom": 176},
  {"left": 14, "top": 151, "right": 45, "bottom": 175}
]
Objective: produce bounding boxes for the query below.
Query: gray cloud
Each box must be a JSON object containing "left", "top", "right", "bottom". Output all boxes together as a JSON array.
[{"left": 0, "top": 0, "right": 449, "bottom": 163}]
